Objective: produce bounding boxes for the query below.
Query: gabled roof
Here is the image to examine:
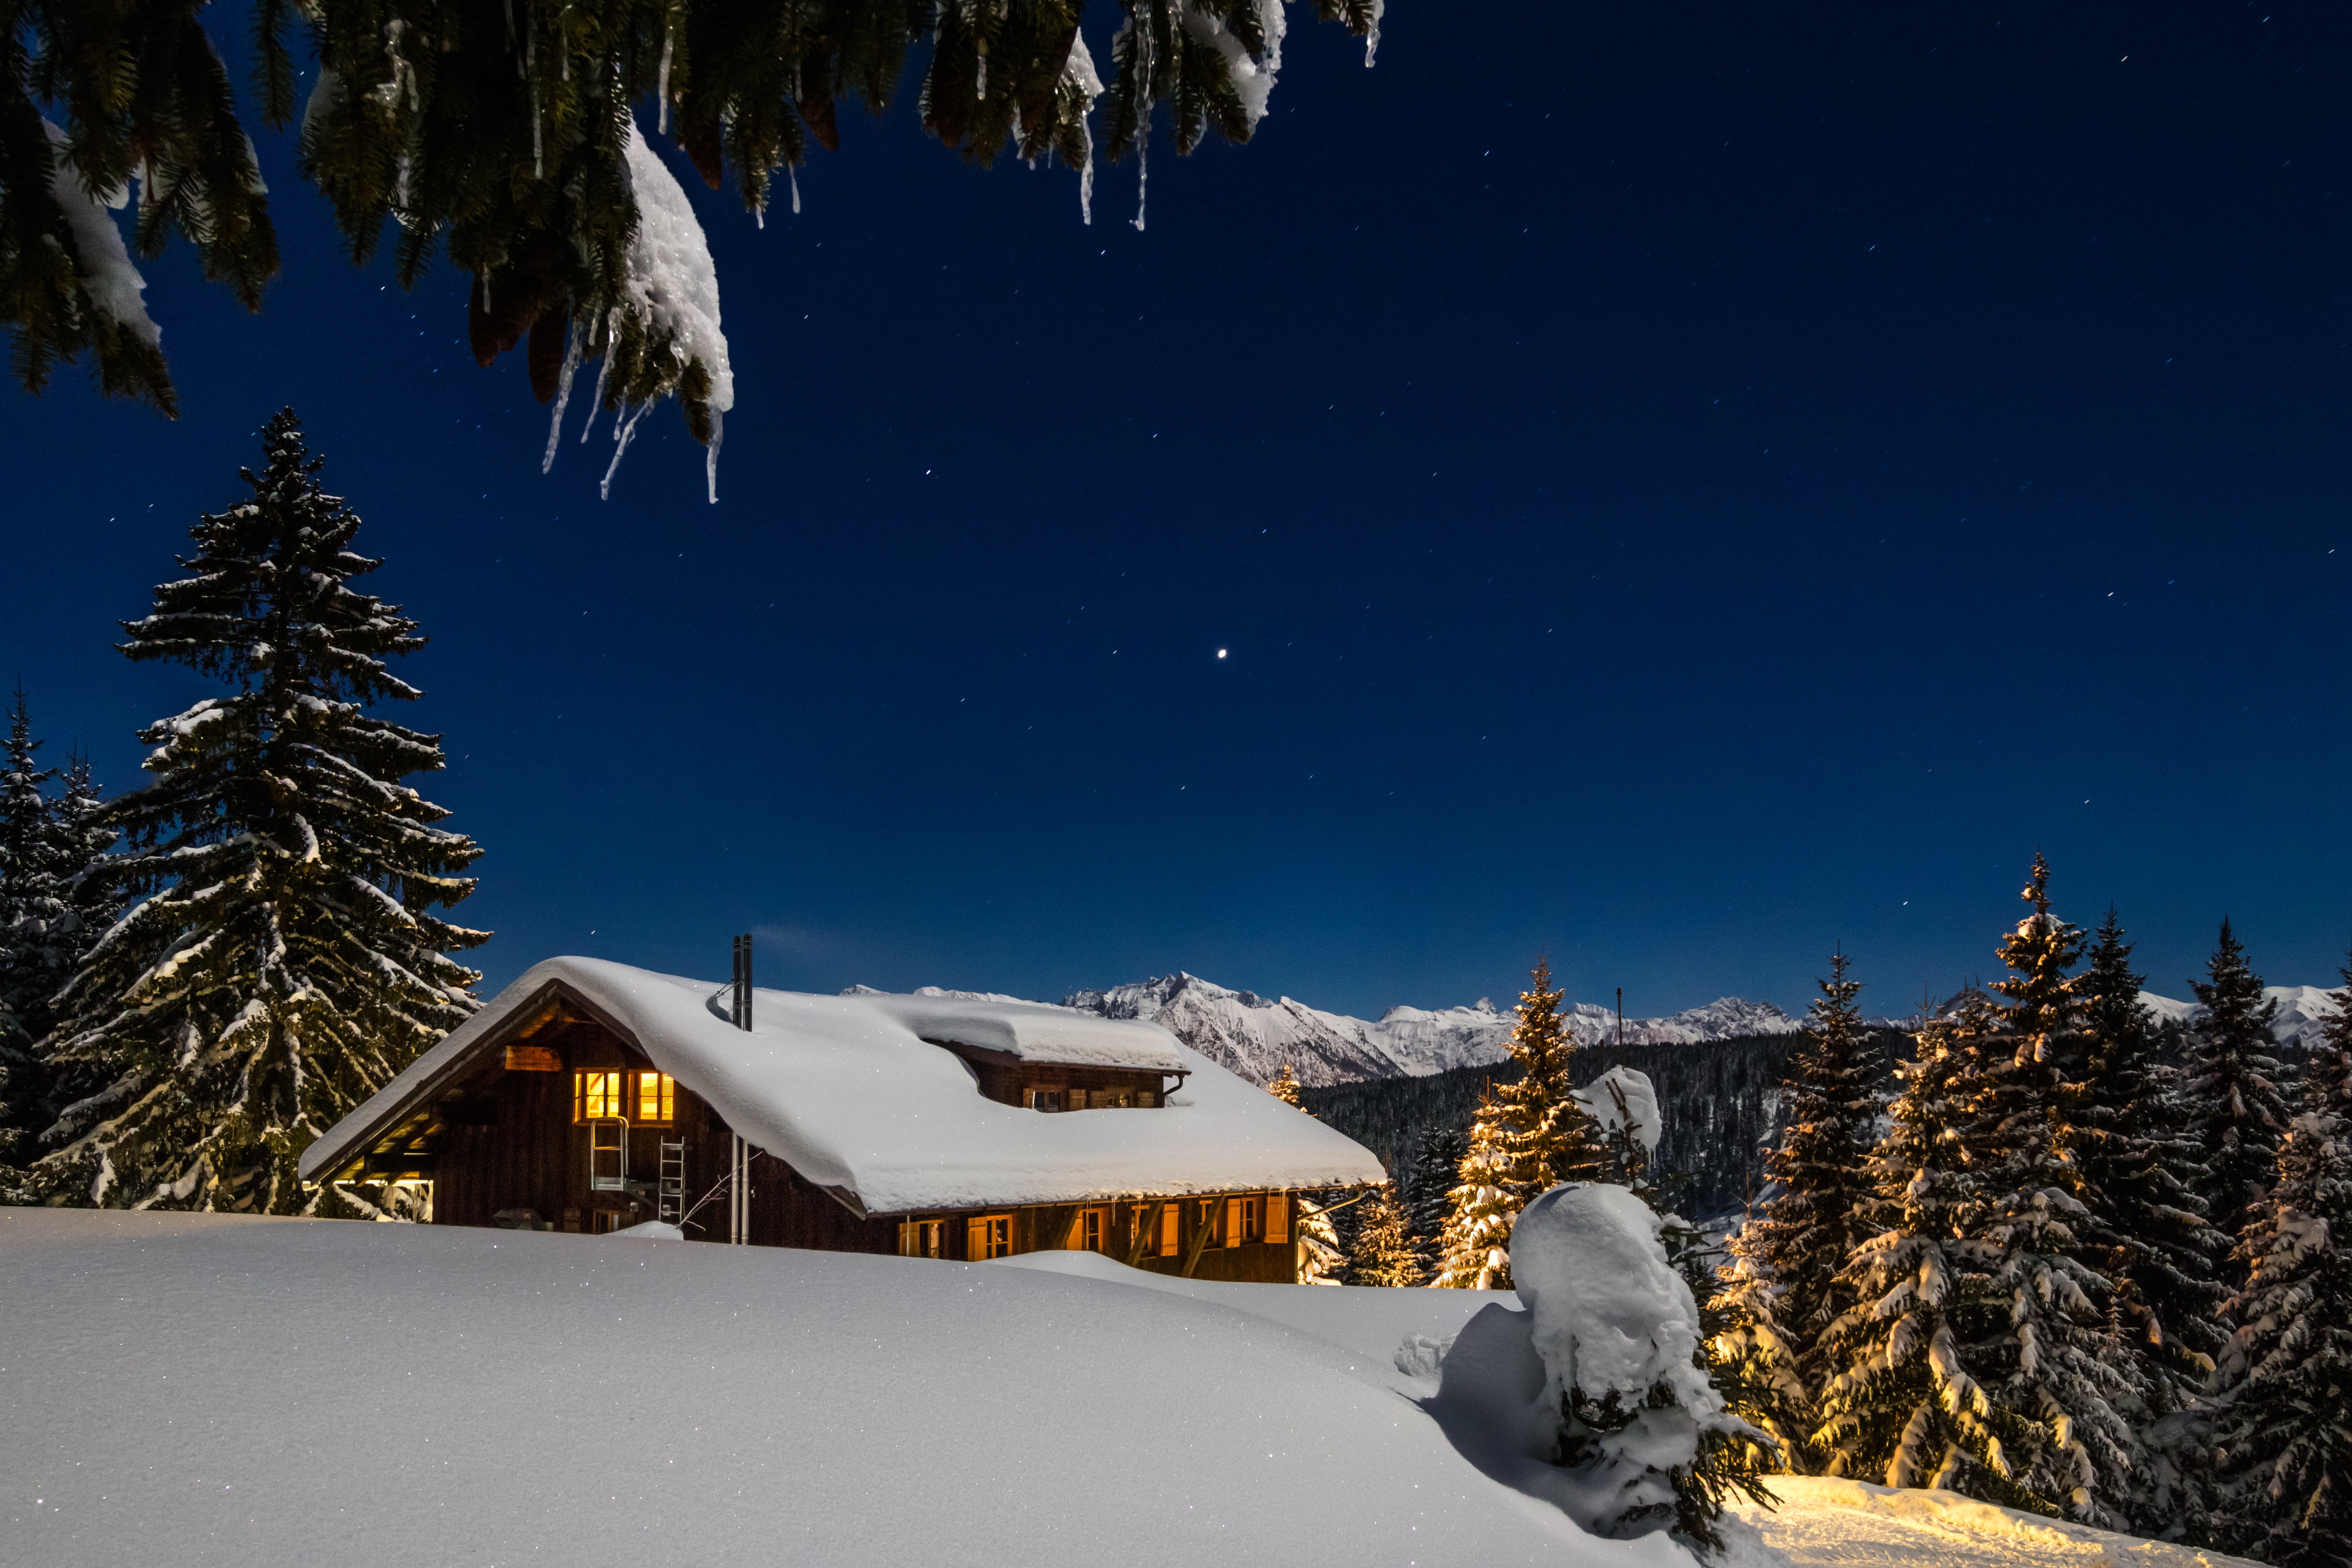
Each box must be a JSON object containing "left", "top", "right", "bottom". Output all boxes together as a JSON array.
[{"left": 300, "top": 957, "right": 1386, "bottom": 1215}]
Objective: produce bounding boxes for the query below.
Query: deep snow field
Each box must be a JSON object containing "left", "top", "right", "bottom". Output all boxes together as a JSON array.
[{"left": 0, "top": 1211, "right": 2255, "bottom": 1567}]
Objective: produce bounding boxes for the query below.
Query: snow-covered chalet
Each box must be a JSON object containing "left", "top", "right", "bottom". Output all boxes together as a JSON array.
[{"left": 299, "top": 957, "right": 1386, "bottom": 1281}]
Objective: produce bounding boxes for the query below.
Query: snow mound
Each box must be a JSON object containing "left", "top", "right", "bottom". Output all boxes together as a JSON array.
[
  {"left": 607, "top": 1219, "right": 683, "bottom": 1241},
  {"left": 1732, "top": 1476, "right": 2259, "bottom": 1568},
  {"left": 3, "top": 1209, "right": 1654, "bottom": 1568},
  {"left": 1572, "top": 1066, "right": 1663, "bottom": 1156},
  {"left": 1513, "top": 1182, "right": 1698, "bottom": 1403}
]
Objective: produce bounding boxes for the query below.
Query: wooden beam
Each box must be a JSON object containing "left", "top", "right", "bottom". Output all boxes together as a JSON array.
[
  {"left": 1180, "top": 1201, "right": 1217, "bottom": 1278},
  {"left": 1125, "top": 1202, "right": 1157, "bottom": 1268}
]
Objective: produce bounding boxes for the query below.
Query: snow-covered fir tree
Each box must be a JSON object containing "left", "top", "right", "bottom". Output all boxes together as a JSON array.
[
  {"left": 1951, "top": 856, "right": 2139, "bottom": 1523},
  {"left": 1815, "top": 989, "right": 2047, "bottom": 1507},
  {"left": 1345, "top": 1182, "right": 1423, "bottom": 1287},
  {"left": 1436, "top": 1081, "right": 1520, "bottom": 1289},
  {"left": 2208, "top": 952, "right": 2352, "bottom": 1565},
  {"left": 1715, "top": 950, "right": 1885, "bottom": 1473},
  {"left": 1403, "top": 1124, "right": 1466, "bottom": 1279},
  {"left": 2066, "top": 908, "right": 2228, "bottom": 1534},
  {"left": 1434, "top": 960, "right": 1604, "bottom": 1290},
  {"left": 2184, "top": 920, "right": 2296, "bottom": 1248},
  {"left": 1267, "top": 1061, "right": 1302, "bottom": 1106},
  {"left": 0, "top": 690, "right": 63, "bottom": 1171},
  {"left": 1296, "top": 1193, "right": 1347, "bottom": 1284},
  {"left": 31, "top": 410, "right": 487, "bottom": 1214},
  {"left": 1515, "top": 1181, "right": 1778, "bottom": 1558}
]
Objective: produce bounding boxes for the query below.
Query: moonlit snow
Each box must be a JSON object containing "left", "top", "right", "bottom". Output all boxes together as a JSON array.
[{"left": 1, "top": 1210, "right": 2230, "bottom": 1566}]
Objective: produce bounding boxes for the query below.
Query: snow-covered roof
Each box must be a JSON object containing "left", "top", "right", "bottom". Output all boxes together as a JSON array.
[{"left": 301, "top": 957, "right": 1383, "bottom": 1214}]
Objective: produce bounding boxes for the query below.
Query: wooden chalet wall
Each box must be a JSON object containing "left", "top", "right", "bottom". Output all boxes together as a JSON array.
[{"left": 381, "top": 999, "right": 1318, "bottom": 1281}]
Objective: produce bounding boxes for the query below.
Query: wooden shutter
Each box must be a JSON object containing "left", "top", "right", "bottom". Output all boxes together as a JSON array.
[
  {"left": 1267, "top": 1193, "right": 1290, "bottom": 1244},
  {"left": 1158, "top": 1202, "right": 1178, "bottom": 1256},
  {"left": 1225, "top": 1196, "right": 1245, "bottom": 1248}
]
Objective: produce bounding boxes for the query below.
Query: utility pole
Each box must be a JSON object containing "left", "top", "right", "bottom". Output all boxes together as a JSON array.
[{"left": 729, "top": 932, "right": 753, "bottom": 1244}]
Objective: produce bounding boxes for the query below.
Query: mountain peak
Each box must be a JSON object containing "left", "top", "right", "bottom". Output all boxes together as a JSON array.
[{"left": 1060, "top": 974, "right": 1804, "bottom": 1087}]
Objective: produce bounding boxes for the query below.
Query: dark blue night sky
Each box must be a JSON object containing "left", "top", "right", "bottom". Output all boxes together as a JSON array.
[{"left": 5, "top": 1, "right": 2346, "bottom": 1019}]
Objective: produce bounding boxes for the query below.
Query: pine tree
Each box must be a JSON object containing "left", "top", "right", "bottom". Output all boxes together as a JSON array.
[
  {"left": 1434, "top": 959, "right": 1604, "bottom": 1290},
  {"left": 2066, "top": 909, "right": 2228, "bottom": 1534},
  {"left": 1715, "top": 950, "right": 1885, "bottom": 1472},
  {"left": 1345, "top": 1182, "right": 1423, "bottom": 1287},
  {"left": 2184, "top": 920, "right": 2295, "bottom": 1248},
  {"left": 1951, "top": 855, "right": 2139, "bottom": 1523},
  {"left": 31, "top": 409, "right": 487, "bottom": 1213},
  {"left": 2208, "top": 952, "right": 2352, "bottom": 1565},
  {"left": 6, "top": 1, "right": 1383, "bottom": 443},
  {"left": 1816, "top": 989, "right": 2045, "bottom": 1507},
  {"left": 0, "top": 689, "right": 63, "bottom": 1170},
  {"left": 1435, "top": 1081, "right": 1521, "bottom": 1289},
  {"left": 1267, "top": 1061, "right": 1302, "bottom": 1106},
  {"left": 1403, "top": 1124, "right": 1466, "bottom": 1278},
  {"left": 1296, "top": 1193, "right": 1347, "bottom": 1284}
]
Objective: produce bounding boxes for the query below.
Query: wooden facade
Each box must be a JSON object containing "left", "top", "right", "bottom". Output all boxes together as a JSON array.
[{"left": 320, "top": 989, "right": 1309, "bottom": 1282}]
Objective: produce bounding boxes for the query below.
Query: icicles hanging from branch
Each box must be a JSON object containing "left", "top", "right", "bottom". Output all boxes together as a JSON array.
[{"left": 541, "top": 319, "right": 582, "bottom": 474}]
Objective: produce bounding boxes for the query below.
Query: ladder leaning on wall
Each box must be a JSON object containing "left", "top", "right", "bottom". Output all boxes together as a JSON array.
[{"left": 658, "top": 1139, "right": 687, "bottom": 1225}]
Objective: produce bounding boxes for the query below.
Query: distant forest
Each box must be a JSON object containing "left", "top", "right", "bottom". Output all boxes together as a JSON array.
[{"left": 1303, "top": 1016, "right": 2204, "bottom": 1224}]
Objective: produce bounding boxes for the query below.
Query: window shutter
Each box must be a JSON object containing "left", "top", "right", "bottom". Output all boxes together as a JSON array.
[
  {"left": 1159, "top": 1202, "right": 1178, "bottom": 1256},
  {"left": 1267, "top": 1193, "right": 1290, "bottom": 1244},
  {"left": 1225, "top": 1196, "right": 1244, "bottom": 1248}
]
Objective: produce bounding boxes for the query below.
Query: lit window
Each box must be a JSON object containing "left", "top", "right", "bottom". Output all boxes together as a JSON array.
[
  {"left": 574, "top": 1071, "right": 624, "bottom": 1121},
  {"left": 968, "top": 1214, "right": 1013, "bottom": 1259},
  {"left": 1078, "top": 1208, "right": 1104, "bottom": 1251},
  {"left": 1240, "top": 1194, "right": 1264, "bottom": 1244},
  {"left": 899, "top": 1218, "right": 945, "bottom": 1258},
  {"left": 635, "top": 1072, "right": 675, "bottom": 1124}
]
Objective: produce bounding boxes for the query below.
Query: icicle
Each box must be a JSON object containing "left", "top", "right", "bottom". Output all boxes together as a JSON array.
[
  {"left": 1131, "top": 135, "right": 1147, "bottom": 232},
  {"left": 657, "top": 22, "right": 675, "bottom": 135},
  {"left": 788, "top": 166, "right": 801, "bottom": 214},
  {"left": 580, "top": 308, "right": 619, "bottom": 443},
  {"left": 600, "top": 400, "right": 651, "bottom": 500},
  {"left": 1363, "top": 0, "right": 1383, "bottom": 67},
  {"left": 541, "top": 319, "right": 584, "bottom": 473},
  {"left": 527, "top": 28, "right": 542, "bottom": 177},
  {"left": 976, "top": 47, "right": 988, "bottom": 100},
  {"left": 1079, "top": 154, "right": 1094, "bottom": 225},
  {"left": 561, "top": 41, "right": 569, "bottom": 81},
  {"left": 705, "top": 409, "right": 724, "bottom": 505}
]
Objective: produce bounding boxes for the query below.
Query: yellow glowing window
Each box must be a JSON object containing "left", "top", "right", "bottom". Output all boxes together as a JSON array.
[
  {"left": 635, "top": 1072, "right": 675, "bottom": 1124},
  {"left": 574, "top": 1071, "right": 624, "bottom": 1121},
  {"left": 968, "top": 1214, "right": 1014, "bottom": 1259}
]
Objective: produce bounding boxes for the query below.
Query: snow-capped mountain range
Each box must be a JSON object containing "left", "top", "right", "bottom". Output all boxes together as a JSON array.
[
  {"left": 850, "top": 975, "right": 2342, "bottom": 1090},
  {"left": 1056, "top": 974, "right": 1808, "bottom": 1088}
]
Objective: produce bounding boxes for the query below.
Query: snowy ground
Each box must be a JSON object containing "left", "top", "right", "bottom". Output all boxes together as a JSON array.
[
  {"left": 1732, "top": 1478, "right": 2257, "bottom": 1568},
  {"left": 0, "top": 1211, "right": 2242, "bottom": 1568}
]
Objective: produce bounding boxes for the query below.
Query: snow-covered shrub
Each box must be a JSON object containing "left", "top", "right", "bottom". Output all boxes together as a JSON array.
[{"left": 1511, "top": 1181, "right": 1775, "bottom": 1554}]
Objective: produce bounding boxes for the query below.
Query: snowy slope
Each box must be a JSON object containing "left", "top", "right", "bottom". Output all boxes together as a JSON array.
[
  {"left": 1732, "top": 1477, "right": 2254, "bottom": 1568},
  {"left": 0, "top": 1209, "right": 1634, "bottom": 1568},
  {"left": 2140, "top": 986, "right": 2341, "bottom": 1051},
  {"left": 1061, "top": 972, "right": 1804, "bottom": 1086}
]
